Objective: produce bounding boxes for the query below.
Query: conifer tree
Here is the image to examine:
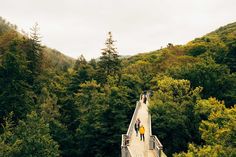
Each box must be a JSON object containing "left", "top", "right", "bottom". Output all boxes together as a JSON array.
[
  {"left": 0, "top": 113, "right": 22, "bottom": 157},
  {"left": 67, "top": 55, "right": 91, "bottom": 93},
  {"left": 24, "top": 23, "right": 43, "bottom": 87},
  {"left": 39, "top": 87, "right": 72, "bottom": 157},
  {"left": 224, "top": 40, "right": 236, "bottom": 72},
  {"left": 76, "top": 80, "right": 107, "bottom": 156},
  {"left": 73, "top": 55, "right": 87, "bottom": 71},
  {"left": 0, "top": 39, "right": 34, "bottom": 122},
  {"left": 102, "top": 86, "right": 133, "bottom": 157},
  {"left": 0, "top": 111, "right": 60, "bottom": 157},
  {"left": 97, "top": 32, "right": 121, "bottom": 84},
  {"left": 15, "top": 111, "right": 60, "bottom": 157}
]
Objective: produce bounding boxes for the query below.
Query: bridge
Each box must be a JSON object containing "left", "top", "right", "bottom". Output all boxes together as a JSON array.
[{"left": 121, "top": 95, "right": 167, "bottom": 157}]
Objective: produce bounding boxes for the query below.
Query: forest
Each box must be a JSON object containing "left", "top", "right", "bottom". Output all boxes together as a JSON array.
[{"left": 0, "top": 16, "right": 235, "bottom": 157}]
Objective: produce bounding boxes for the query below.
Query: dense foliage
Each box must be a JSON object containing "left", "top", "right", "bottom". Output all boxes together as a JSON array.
[
  {"left": 0, "top": 16, "right": 235, "bottom": 157},
  {"left": 124, "top": 22, "right": 236, "bottom": 156}
]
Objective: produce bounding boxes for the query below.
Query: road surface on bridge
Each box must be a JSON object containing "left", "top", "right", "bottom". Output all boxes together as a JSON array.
[{"left": 127, "top": 100, "right": 156, "bottom": 157}]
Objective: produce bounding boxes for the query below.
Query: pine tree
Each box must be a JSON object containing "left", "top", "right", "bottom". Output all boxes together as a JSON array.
[
  {"left": 38, "top": 87, "right": 71, "bottom": 157},
  {"left": 67, "top": 55, "right": 91, "bottom": 93},
  {"left": 24, "top": 23, "right": 43, "bottom": 87},
  {"left": 76, "top": 80, "right": 107, "bottom": 156},
  {"left": 15, "top": 111, "right": 60, "bottom": 157},
  {"left": 0, "top": 113, "right": 22, "bottom": 157},
  {"left": 0, "top": 111, "right": 60, "bottom": 157},
  {"left": 97, "top": 32, "right": 121, "bottom": 84},
  {"left": 0, "top": 39, "right": 34, "bottom": 122},
  {"left": 102, "top": 86, "right": 133, "bottom": 157},
  {"left": 73, "top": 55, "right": 87, "bottom": 71}
]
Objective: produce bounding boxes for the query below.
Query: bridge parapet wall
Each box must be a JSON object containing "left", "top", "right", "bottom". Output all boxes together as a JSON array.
[{"left": 121, "top": 101, "right": 141, "bottom": 157}]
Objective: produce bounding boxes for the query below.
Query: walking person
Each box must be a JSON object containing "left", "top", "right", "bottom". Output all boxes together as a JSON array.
[
  {"left": 137, "top": 118, "right": 141, "bottom": 128},
  {"left": 142, "top": 91, "right": 147, "bottom": 104},
  {"left": 143, "top": 94, "right": 147, "bottom": 104},
  {"left": 134, "top": 121, "right": 139, "bottom": 136},
  {"left": 139, "top": 125, "right": 145, "bottom": 141},
  {"left": 134, "top": 118, "right": 141, "bottom": 136}
]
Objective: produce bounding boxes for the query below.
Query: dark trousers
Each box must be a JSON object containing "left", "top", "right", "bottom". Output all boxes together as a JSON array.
[
  {"left": 135, "top": 129, "right": 138, "bottom": 136},
  {"left": 140, "top": 134, "right": 145, "bottom": 141},
  {"left": 143, "top": 97, "right": 147, "bottom": 104}
]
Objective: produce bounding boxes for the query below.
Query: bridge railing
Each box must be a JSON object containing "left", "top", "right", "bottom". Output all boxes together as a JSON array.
[
  {"left": 121, "top": 92, "right": 165, "bottom": 157},
  {"left": 127, "top": 101, "right": 141, "bottom": 137},
  {"left": 121, "top": 134, "right": 131, "bottom": 157},
  {"left": 121, "top": 100, "right": 141, "bottom": 157},
  {"left": 150, "top": 135, "right": 163, "bottom": 157},
  {"left": 147, "top": 93, "right": 164, "bottom": 157}
]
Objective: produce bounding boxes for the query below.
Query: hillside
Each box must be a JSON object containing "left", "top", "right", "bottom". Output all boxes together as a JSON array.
[
  {"left": 0, "top": 18, "right": 235, "bottom": 157},
  {"left": 0, "top": 17, "right": 75, "bottom": 71},
  {"left": 121, "top": 22, "right": 236, "bottom": 156},
  {"left": 123, "top": 22, "right": 236, "bottom": 106},
  {"left": 125, "top": 22, "right": 236, "bottom": 66}
]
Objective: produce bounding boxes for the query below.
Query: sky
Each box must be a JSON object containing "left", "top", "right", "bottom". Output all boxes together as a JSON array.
[{"left": 0, "top": 0, "right": 236, "bottom": 60}]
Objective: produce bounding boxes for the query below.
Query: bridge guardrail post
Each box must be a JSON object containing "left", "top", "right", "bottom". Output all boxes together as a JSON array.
[
  {"left": 121, "top": 134, "right": 128, "bottom": 157},
  {"left": 149, "top": 135, "right": 154, "bottom": 150}
]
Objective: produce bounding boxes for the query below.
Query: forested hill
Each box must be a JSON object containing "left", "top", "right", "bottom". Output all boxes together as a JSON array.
[
  {"left": 0, "top": 17, "right": 75, "bottom": 71},
  {"left": 122, "top": 22, "right": 236, "bottom": 156},
  {"left": 123, "top": 21, "right": 236, "bottom": 107},
  {"left": 0, "top": 16, "right": 235, "bottom": 157},
  {"left": 125, "top": 21, "right": 236, "bottom": 68}
]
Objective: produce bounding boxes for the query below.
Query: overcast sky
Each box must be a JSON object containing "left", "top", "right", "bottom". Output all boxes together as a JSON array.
[{"left": 1, "top": 0, "right": 236, "bottom": 60}]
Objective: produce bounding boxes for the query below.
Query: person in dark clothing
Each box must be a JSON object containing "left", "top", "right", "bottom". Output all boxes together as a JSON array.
[
  {"left": 134, "top": 121, "right": 139, "bottom": 136},
  {"left": 134, "top": 118, "right": 141, "bottom": 136},
  {"left": 143, "top": 95, "right": 147, "bottom": 104},
  {"left": 137, "top": 118, "right": 141, "bottom": 128}
]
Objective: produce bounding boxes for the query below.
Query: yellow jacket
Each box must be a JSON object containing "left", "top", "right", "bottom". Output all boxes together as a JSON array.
[{"left": 139, "top": 126, "right": 145, "bottom": 134}]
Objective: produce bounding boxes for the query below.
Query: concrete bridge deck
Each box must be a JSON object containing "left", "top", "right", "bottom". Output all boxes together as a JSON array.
[
  {"left": 121, "top": 96, "right": 166, "bottom": 157},
  {"left": 128, "top": 101, "right": 155, "bottom": 157}
]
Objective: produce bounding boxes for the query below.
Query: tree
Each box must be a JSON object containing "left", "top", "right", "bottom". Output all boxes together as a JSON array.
[
  {"left": 119, "top": 74, "right": 142, "bottom": 104},
  {"left": 101, "top": 86, "right": 133, "bottom": 157},
  {"left": 23, "top": 23, "right": 43, "bottom": 88},
  {"left": 123, "top": 60, "right": 154, "bottom": 90},
  {"left": 0, "top": 39, "right": 34, "bottom": 122},
  {"left": 0, "top": 111, "right": 60, "bottom": 157},
  {"left": 171, "top": 58, "right": 236, "bottom": 107},
  {"left": 186, "top": 42, "right": 207, "bottom": 56},
  {"left": 67, "top": 55, "right": 95, "bottom": 93},
  {"left": 97, "top": 32, "right": 121, "bottom": 84},
  {"left": 224, "top": 39, "right": 236, "bottom": 72},
  {"left": 0, "top": 113, "right": 22, "bottom": 157},
  {"left": 39, "top": 87, "right": 60, "bottom": 122},
  {"left": 76, "top": 80, "right": 107, "bottom": 157},
  {"left": 175, "top": 101, "right": 236, "bottom": 157},
  {"left": 38, "top": 87, "right": 71, "bottom": 157},
  {"left": 194, "top": 97, "right": 225, "bottom": 121},
  {"left": 149, "top": 76, "right": 202, "bottom": 156},
  {"left": 14, "top": 111, "right": 60, "bottom": 157},
  {"left": 73, "top": 55, "right": 87, "bottom": 71}
]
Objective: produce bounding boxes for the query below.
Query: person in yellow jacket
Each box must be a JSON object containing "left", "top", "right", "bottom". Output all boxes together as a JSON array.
[{"left": 139, "top": 125, "right": 145, "bottom": 141}]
